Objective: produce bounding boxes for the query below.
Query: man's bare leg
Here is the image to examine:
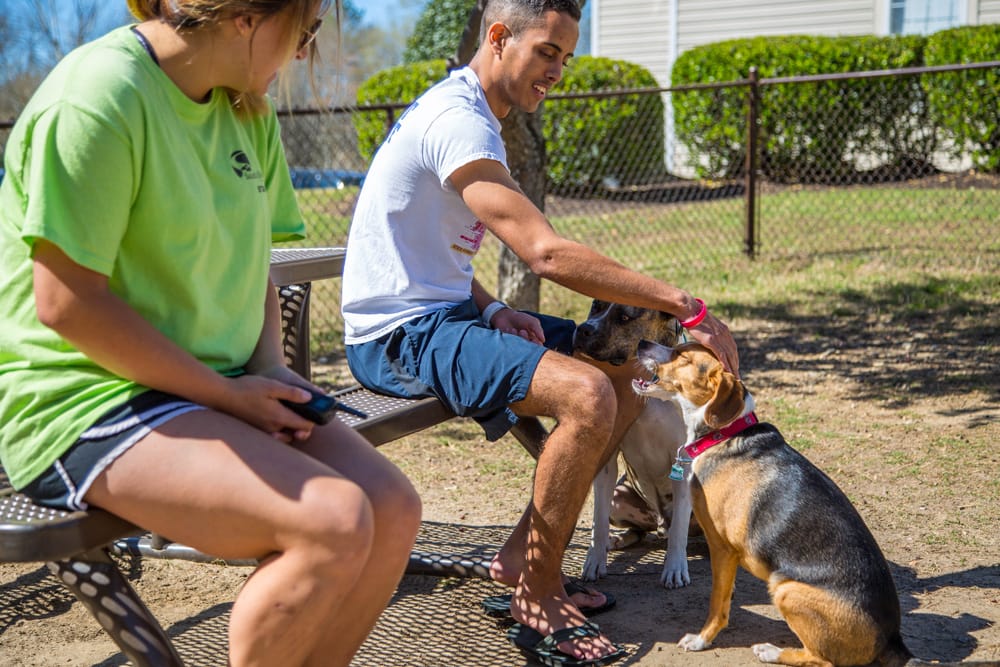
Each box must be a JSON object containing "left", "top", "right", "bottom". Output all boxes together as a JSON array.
[
  {"left": 491, "top": 353, "right": 650, "bottom": 610},
  {"left": 491, "top": 351, "right": 621, "bottom": 661}
]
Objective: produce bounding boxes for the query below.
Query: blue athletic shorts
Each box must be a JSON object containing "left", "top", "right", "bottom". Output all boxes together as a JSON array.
[
  {"left": 345, "top": 298, "right": 576, "bottom": 441},
  {"left": 21, "top": 390, "right": 205, "bottom": 511}
]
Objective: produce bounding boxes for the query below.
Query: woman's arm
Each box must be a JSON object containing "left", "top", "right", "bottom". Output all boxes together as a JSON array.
[{"left": 32, "top": 240, "right": 314, "bottom": 436}]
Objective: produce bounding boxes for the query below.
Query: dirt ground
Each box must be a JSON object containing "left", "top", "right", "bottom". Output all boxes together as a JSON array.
[{"left": 1, "top": 304, "right": 998, "bottom": 666}]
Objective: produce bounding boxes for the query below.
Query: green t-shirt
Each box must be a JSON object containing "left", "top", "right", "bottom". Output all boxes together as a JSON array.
[{"left": 0, "top": 26, "right": 306, "bottom": 489}]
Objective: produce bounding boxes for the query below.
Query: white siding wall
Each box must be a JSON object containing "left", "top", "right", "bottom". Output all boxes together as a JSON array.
[
  {"left": 675, "top": 0, "right": 876, "bottom": 54},
  {"left": 593, "top": 0, "right": 674, "bottom": 86},
  {"left": 593, "top": 0, "right": 997, "bottom": 73},
  {"left": 594, "top": 0, "right": 879, "bottom": 80},
  {"left": 978, "top": 0, "right": 1000, "bottom": 23}
]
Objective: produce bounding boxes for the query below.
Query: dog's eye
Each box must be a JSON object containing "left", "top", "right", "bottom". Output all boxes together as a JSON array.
[
  {"left": 650, "top": 373, "right": 659, "bottom": 383},
  {"left": 620, "top": 314, "right": 631, "bottom": 323}
]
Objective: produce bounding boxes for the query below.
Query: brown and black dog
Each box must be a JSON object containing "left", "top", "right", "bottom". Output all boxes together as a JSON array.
[
  {"left": 632, "top": 339, "right": 986, "bottom": 667},
  {"left": 572, "top": 300, "right": 693, "bottom": 588}
]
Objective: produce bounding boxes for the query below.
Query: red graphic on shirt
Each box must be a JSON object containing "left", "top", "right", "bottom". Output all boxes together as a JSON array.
[{"left": 453, "top": 220, "right": 486, "bottom": 256}]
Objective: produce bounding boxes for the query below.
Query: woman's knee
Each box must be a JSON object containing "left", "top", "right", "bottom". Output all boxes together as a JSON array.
[
  {"left": 369, "top": 473, "right": 422, "bottom": 544},
  {"left": 287, "top": 478, "right": 377, "bottom": 564}
]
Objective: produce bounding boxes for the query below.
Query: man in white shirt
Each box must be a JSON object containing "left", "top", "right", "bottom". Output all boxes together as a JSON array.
[{"left": 343, "top": 1, "right": 739, "bottom": 663}]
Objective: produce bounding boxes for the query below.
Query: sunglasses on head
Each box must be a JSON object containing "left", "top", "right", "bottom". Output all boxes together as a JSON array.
[{"left": 298, "top": 17, "right": 322, "bottom": 51}]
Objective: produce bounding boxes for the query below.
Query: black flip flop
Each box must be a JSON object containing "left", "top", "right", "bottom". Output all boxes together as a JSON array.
[
  {"left": 482, "top": 579, "right": 616, "bottom": 618},
  {"left": 507, "top": 620, "right": 627, "bottom": 666}
]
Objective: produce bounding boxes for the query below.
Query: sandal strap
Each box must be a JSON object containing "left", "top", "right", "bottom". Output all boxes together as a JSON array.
[{"left": 537, "top": 621, "right": 601, "bottom": 651}]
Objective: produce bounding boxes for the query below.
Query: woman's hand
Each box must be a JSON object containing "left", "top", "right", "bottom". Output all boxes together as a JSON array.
[{"left": 222, "top": 368, "right": 320, "bottom": 443}]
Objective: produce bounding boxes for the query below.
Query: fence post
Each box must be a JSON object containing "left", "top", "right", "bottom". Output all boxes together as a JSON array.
[
  {"left": 744, "top": 66, "right": 759, "bottom": 259},
  {"left": 385, "top": 108, "right": 396, "bottom": 140}
]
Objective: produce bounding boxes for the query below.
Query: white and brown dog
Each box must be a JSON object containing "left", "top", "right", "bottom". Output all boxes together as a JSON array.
[
  {"left": 632, "top": 339, "right": 942, "bottom": 667},
  {"left": 572, "top": 300, "right": 694, "bottom": 588}
]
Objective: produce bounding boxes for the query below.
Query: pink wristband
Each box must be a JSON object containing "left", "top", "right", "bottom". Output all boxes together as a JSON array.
[{"left": 680, "top": 298, "right": 707, "bottom": 328}]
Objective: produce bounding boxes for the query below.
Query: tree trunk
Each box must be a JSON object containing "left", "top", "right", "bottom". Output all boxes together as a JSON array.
[{"left": 498, "top": 111, "right": 544, "bottom": 310}]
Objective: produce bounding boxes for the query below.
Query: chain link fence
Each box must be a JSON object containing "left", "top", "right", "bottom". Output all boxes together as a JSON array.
[{"left": 2, "top": 62, "right": 997, "bottom": 359}]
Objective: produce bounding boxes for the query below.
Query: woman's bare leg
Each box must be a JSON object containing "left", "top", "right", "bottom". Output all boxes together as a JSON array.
[
  {"left": 297, "top": 420, "right": 421, "bottom": 666},
  {"left": 84, "top": 410, "right": 420, "bottom": 667}
]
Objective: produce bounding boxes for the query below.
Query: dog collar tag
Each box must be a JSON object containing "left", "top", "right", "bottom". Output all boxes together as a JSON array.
[{"left": 670, "top": 449, "right": 693, "bottom": 481}]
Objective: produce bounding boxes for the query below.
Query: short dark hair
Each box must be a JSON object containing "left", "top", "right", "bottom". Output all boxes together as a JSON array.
[{"left": 481, "top": 0, "right": 581, "bottom": 39}]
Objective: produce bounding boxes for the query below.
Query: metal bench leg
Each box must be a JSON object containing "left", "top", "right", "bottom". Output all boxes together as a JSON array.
[
  {"left": 47, "top": 548, "right": 183, "bottom": 667},
  {"left": 277, "top": 282, "right": 313, "bottom": 381},
  {"left": 406, "top": 550, "right": 493, "bottom": 578}
]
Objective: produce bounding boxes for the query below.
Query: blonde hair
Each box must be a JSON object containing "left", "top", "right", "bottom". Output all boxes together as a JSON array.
[{"left": 126, "top": 0, "right": 332, "bottom": 117}]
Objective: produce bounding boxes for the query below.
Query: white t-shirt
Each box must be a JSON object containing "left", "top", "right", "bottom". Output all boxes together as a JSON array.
[{"left": 342, "top": 67, "right": 507, "bottom": 344}]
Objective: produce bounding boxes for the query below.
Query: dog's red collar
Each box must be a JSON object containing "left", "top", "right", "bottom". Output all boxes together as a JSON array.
[{"left": 684, "top": 412, "right": 759, "bottom": 459}]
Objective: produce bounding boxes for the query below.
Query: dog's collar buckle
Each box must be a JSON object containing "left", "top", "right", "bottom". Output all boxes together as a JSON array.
[{"left": 684, "top": 412, "right": 759, "bottom": 459}]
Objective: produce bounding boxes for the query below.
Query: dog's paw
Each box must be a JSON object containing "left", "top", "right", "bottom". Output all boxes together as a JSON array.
[
  {"left": 580, "top": 551, "right": 607, "bottom": 581},
  {"left": 660, "top": 550, "right": 691, "bottom": 588},
  {"left": 751, "top": 643, "right": 782, "bottom": 663},
  {"left": 678, "top": 633, "right": 710, "bottom": 652},
  {"left": 659, "top": 564, "right": 691, "bottom": 589}
]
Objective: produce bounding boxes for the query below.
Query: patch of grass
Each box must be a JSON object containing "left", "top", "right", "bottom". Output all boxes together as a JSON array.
[
  {"left": 762, "top": 397, "right": 812, "bottom": 428},
  {"left": 884, "top": 450, "right": 911, "bottom": 465}
]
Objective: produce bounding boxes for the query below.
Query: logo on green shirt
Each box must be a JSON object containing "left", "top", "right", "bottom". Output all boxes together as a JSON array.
[{"left": 230, "top": 150, "right": 262, "bottom": 180}]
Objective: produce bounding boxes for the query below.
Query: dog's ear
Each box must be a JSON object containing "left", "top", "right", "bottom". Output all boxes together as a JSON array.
[{"left": 704, "top": 369, "right": 745, "bottom": 430}]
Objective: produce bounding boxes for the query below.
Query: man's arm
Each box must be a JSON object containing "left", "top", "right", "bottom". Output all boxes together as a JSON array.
[
  {"left": 450, "top": 158, "right": 740, "bottom": 375},
  {"left": 471, "top": 277, "right": 545, "bottom": 343},
  {"left": 471, "top": 278, "right": 497, "bottom": 312}
]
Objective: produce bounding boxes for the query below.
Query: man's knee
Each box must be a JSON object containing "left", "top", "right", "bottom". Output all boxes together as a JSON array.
[{"left": 555, "top": 363, "right": 617, "bottom": 432}]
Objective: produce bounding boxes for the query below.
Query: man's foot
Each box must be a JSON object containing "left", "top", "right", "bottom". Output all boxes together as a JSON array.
[
  {"left": 482, "top": 579, "right": 616, "bottom": 618},
  {"left": 507, "top": 588, "right": 623, "bottom": 665},
  {"left": 508, "top": 620, "right": 627, "bottom": 666},
  {"left": 490, "top": 555, "right": 613, "bottom": 616}
]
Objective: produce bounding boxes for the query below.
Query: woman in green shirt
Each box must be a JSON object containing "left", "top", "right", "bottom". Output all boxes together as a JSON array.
[{"left": 0, "top": 2, "right": 420, "bottom": 665}]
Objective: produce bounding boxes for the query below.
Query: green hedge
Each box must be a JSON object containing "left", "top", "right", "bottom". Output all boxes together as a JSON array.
[
  {"left": 353, "top": 60, "right": 448, "bottom": 163},
  {"left": 402, "top": 0, "right": 475, "bottom": 63},
  {"left": 671, "top": 34, "right": 926, "bottom": 182},
  {"left": 673, "top": 27, "right": 1000, "bottom": 181},
  {"left": 545, "top": 56, "right": 666, "bottom": 193},
  {"left": 355, "top": 56, "right": 667, "bottom": 191},
  {"left": 924, "top": 24, "right": 1000, "bottom": 173}
]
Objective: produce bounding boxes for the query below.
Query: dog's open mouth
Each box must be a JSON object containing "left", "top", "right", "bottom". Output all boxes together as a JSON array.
[{"left": 632, "top": 373, "right": 658, "bottom": 392}]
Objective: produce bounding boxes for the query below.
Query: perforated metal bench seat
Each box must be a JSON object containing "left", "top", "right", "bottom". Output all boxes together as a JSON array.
[
  {"left": 1, "top": 246, "right": 548, "bottom": 666},
  {"left": 331, "top": 386, "right": 454, "bottom": 446},
  {"left": 0, "top": 469, "right": 141, "bottom": 563}
]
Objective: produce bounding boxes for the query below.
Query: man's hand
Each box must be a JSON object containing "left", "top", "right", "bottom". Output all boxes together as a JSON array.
[
  {"left": 683, "top": 312, "right": 740, "bottom": 379},
  {"left": 491, "top": 309, "right": 546, "bottom": 345}
]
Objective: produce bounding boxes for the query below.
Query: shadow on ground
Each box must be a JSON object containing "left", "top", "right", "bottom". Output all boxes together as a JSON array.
[{"left": 5, "top": 523, "right": 995, "bottom": 666}]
